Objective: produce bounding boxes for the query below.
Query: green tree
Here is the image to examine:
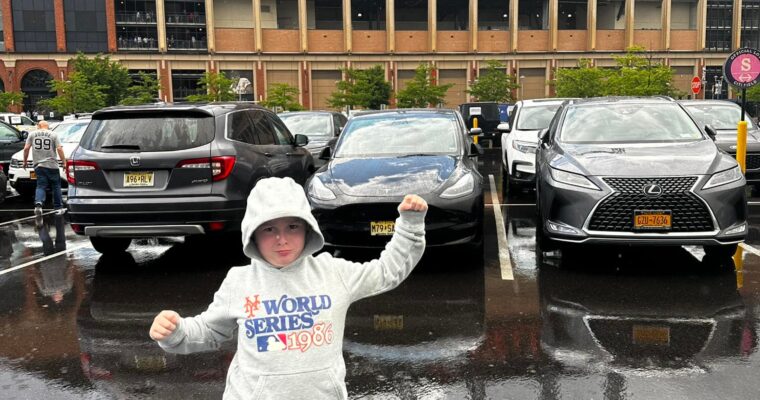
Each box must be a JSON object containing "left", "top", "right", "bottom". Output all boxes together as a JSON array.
[
  {"left": 69, "top": 52, "right": 131, "bottom": 106},
  {"left": 37, "top": 72, "right": 107, "bottom": 114},
  {"left": 553, "top": 59, "right": 607, "bottom": 98},
  {"left": 186, "top": 71, "right": 236, "bottom": 102},
  {"left": 396, "top": 64, "right": 454, "bottom": 108},
  {"left": 467, "top": 60, "right": 520, "bottom": 103},
  {"left": 0, "top": 91, "right": 25, "bottom": 112},
  {"left": 745, "top": 84, "right": 760, "bottom": 103},
  {"left": 120, "top": 72, "right": 160, "bottom": 105},
  {"left": 605, "top": 46, "right": 682, "bottom": 97},
  {"left": 261, "top": 83, "right": 304, "bottom": 111},
  {"left": 327, "top": 65, "right": 392, "bottom": 110}
]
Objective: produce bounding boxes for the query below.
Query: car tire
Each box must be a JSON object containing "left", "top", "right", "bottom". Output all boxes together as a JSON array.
[
  {"left": 90, "top": 237, "right": 132, "bottom": 254},
  {"left": 703, "top": 244, "right": 738, "bottom": 260},
  {"left": 466, "top": 217, "right": 485, "bottom": 265},
  {"left": 501, "top": 165, "right": 518, "bottom": 199},
  {"left": 535, "top": 186, "right": 558, "bottom": 253}
]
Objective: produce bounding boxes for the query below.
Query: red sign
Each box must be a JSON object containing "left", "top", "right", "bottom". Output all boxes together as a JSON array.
[{"left": 691, "top": 76, "right": 701, "bottom": 94}]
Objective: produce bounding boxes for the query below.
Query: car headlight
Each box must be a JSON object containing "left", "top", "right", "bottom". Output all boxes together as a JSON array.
[
  {"left": 307, "top": 177, "right": 336, "bottom": 200},
  {"left": 9, "top": 159, "right": 20, "bottom": 168},
  {"left": 703, "top": 165, "right": 743, "bottom": 189},
  {"left": 550, "top": 168, "right": 600, "bottom": 191},
  {"left": 512, "top": 140, "right": 537, "bottom": 154},
  {"left": 441, "top": 173, "right": 475, "bottom": 199}
]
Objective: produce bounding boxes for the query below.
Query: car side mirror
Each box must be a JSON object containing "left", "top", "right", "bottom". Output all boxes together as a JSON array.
[
  {"left": 469, "top": 127, "right": 483, "bottom": 136},
  {"left": 319, "top": 146, "right": 331, "bottom": 160},
  {"left": 21, "top": 131, "right": 28, "bottom": 140},
  {"left": 705, "top": 125, "right": 717, "bottom": 141},
  {"left": 538, "top": 128, "right": 549, "bottom": 143},
  {"left": 469, "top": 142, "right": 484, "bottom": 157},
  {"left": 294, "top": 134, "right": 309, "bottom": 146},
  {"left": 497, "top": 123, "right": 510, "bottom": 132}
]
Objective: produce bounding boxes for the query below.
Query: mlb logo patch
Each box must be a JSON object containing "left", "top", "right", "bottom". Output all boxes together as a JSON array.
[{"left": 256, "top": 334, "right": 288, "bottom": 352}]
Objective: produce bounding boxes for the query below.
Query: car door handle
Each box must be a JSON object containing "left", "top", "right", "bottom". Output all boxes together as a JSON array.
[{"left": 263, "top": 152, "right": 273, "bottom": 157}]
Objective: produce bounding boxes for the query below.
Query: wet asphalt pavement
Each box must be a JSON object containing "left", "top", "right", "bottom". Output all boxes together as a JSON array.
[{"left": 0, "top": 148, "right": 758, "bottom": 399}]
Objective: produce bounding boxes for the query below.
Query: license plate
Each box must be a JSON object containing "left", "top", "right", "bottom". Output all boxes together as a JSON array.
[
  {"left": 632, "top": 325, "right": 670, "bottom": 345},
  {"left": 374, "top": 315, "right": 403, "bottom": 330},
  {"left": 134, "top": 355, "right": 167, "bottom": 371},
  {"left": 634, "top": 210, "right": 671, "bottom": 230},
  {"left": 123, "top": 171, "right": 154, "bottom": 187},
  {"left": 370, "top": 221, "right": 395, "bottom": 236},
  {"left": 29, "top": 170, "right": 36, "bottom": 180}
]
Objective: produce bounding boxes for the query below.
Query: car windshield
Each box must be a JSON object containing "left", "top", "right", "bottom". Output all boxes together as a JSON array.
[
  {"left": 560, "top": 103, "right": 704, "bottom": 143},
  {"left": 80, "top": 114, "right": 215, "bottom": 152},
  {"left": 335, "top": 114, "right": 460, "bottom": 157},
  {"left": 279, "top": 114, "right": 332, "bottom": 137},
  {"left": 516, "top": 105, "right": 561, "bottom": 130},
  {"left": 682, "top": 104, "right": 755, "bottom": 130},
  {"left": 54, "top": 121, "right": 89, "bottom": 143}
]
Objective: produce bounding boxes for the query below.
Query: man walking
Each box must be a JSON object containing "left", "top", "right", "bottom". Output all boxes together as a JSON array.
[{"left": 23, "top": 120, "right": 66, "bottom": 216}]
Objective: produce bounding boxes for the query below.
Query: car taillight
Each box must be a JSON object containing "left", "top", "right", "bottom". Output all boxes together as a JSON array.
[
  {"left": 66, "top": 160, "right": 99, "bottom": 185},
  {"left": 71, "top": 224, "right": 84, "bottom": 234},
  {"left": 177, "top": 156, "right": 235, "bottom": 182}
]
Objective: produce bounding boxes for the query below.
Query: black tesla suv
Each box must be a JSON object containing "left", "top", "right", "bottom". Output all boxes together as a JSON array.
[
  {"left": 67, "top": 103, "right": 314, "bottom": 254},
  {"left": 535, "top": 97, "right": 747, "bottom": 259}
]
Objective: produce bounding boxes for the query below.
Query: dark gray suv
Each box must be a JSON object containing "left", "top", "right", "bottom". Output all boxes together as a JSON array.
[{"left": 67, "top": 103, "right": 314, "bottom": 254}]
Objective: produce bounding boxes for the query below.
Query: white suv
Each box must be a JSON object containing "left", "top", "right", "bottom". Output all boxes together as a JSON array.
[
  {"left": 8, "top": 118, "right": 90, "bottom": 197},
  {"left": 499, "top": 98, "right": 570, "bottom": 195}
]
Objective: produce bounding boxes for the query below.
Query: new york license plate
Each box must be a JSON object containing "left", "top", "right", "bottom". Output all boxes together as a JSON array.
[
  {"left": 634, "top": 210, "right": 672, "bottom": 230},
  {"left": 370, "top": 221, "right": 394, "bottom": 236},
  {"left": 373, "top": 315, "right": 403, "bottom": 330},
  {"left": 632, "top": 325, "right": 670, "bottom": 345},
  {"left": 124, "top": 171, "right": 154, "bottom": 187}
]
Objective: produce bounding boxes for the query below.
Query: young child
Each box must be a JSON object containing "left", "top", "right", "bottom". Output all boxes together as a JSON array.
[{"left": 149, "top": 176, "right": 427, "bottom": 399}]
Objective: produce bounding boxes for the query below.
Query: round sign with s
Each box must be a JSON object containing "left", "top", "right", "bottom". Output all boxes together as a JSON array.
[{"left": 723, "top": 47, "right": 760, "bottom": 89}]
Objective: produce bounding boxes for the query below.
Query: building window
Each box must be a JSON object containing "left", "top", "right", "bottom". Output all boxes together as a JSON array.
[
  {"left": 634, "top": 0, "right": 662, "bottom": 30},
  {"left": 518, "top": 0, "right": 548, "bottom": 30},
  {"left": 671, "top": 0, "right": 698, "bottom": 30},
  {"left": 12, "top": 0, "right": 56, "bottom": 53},
  {"left": 437, "top": 0, "right": 468, "bottom": 31},
  {"left": 478, "top": 0, "right": 508, "bottom": 31},
  {"left": 167, "top": 27, "right": 207, "bottom": 50},
  {"left": 118, "top": 26, "right": 158, "bottom": 50},
  {"left": 308, "top": 0, "right": 342, "bottom": 29},
  {"left": 395, "top": 0, "right": 427, "bottom": 31},
  {"left": 706, "top": 0, "right": 732, "bottom": 51},
  {"left": 352, "top": 0, "right": 385, "bottom": 30},
  {"left": 172, "top": 70, "right": 205, "bottom": 101},
  {"left": 65, "top": 0, "right": 108, "bottom": 52},
  {"left": 263, "top": 0, "right": 298, "bottom": 29},
  {"left": 21, "top": 70, "right": 55, "bottom": 113},
  {"left": 165, "top": 0, "right": 206, "bottom": 25},
  {"left": 597, "top": 0, "right": 625, "bottom": 30},
  {"left": 0, "top": 7, "right": 4, "bottom": 51},
  {"left": 559, "top": 0, "right": 587, "bottom": 30},
  {"left": 742, "top": 0, "right": 760, "bottom": 49},
  {"left": 115, "top": 0, "right": 157, "bottom": 24},
  {"left": 704, "top": 66, "right": 727, "bottom": 99},
  {"left": 214, "top": 0, "right": 254, "bottom": 28}
]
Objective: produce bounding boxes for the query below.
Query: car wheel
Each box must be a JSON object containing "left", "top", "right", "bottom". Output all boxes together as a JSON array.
[
  {"left": 501, "top": 165, "right": 518, "bottom": 199},
  {"left": 465, "top": 217, "right": 485, "bottom": 265},
  {"left": 703, "top": 244, "right": 738, "bottom": 260},
  {"left": 90, "top": 237, "right": 132, "bottom": 254},
  {"left": 535, "top": 189, "right": 558, "bottom": 253}
]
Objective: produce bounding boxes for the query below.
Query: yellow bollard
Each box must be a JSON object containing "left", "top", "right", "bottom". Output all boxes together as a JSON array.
[
  {"left": 733, "top": 245, "right": 743, "bottom": 289},
  {"left": 473, "top": 117, "right": 479, "bottom": 144},
  {"left": 737, "top": 121, "right": 748, "bottom": 173}
]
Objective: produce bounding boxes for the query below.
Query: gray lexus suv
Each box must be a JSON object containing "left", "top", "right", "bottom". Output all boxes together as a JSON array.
[{"left": 67, "top": 103, "right": 314, "bottom": 254}]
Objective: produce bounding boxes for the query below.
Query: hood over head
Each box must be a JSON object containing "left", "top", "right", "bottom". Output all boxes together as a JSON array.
[{"left": 241, "top": 177, "right": 324, "bottom": 266}]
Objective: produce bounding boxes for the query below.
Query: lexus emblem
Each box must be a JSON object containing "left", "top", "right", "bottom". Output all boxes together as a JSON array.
[
  {"left": 130, "top": 156, "right": 140, "bottom": 167},
  {"left": 643, "top": 184, "right": 663, "bottom": 197}
]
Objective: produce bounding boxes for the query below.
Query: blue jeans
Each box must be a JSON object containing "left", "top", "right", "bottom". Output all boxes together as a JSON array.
[{"left": 34, "top": 166, "right": 63, "bottom": 209}]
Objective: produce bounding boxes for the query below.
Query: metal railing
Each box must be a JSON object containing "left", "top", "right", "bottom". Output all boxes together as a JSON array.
[
  {"left": 167, "top": 39, "right": 207, "bottom": 50},
  {"left": 116, "top": 12, "right": 157, "bottom": 24},
  {"left": 165, "top": 14, "right": 206, "bottom": 24}
]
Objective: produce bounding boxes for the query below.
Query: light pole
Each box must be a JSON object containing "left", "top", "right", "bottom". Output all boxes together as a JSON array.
[{"left": 714, "top": 75, "right": 723, "bottom": 99}]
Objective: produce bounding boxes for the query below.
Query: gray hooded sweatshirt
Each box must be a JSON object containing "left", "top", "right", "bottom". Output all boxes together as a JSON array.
[{"left": 156, "top": 177, "right": 426, "bottom": 399}]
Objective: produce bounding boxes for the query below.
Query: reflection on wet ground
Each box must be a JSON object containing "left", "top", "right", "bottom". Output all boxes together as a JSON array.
[{"left": 0, "top": 148, "right": 758, "bottom": 399}]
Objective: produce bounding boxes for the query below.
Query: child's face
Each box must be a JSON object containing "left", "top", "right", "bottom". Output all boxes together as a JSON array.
[{"left": 253, "top": 217, "right": 307, "bottom": 267}]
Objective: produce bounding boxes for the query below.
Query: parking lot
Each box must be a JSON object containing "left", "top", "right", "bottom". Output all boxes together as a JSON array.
[{"left": 0, "top": 147, "right": 758, "bottom": 399}]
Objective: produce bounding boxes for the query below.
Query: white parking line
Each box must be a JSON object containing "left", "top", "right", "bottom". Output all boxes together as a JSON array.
[
  {"left": 0, "top": 210, "right": 58, "bottom": 227},
  {"left": 0, "top": 242, "right": 89, "bottom": 277},
  {"left": 488, "top": 174, "right": 514, "bottom": 280},
  {"left": 749, "top": 202, "right": 760, "bottom": 205},
  {"left": 739, "top": 242, "right": 760, "bottom": 258}
]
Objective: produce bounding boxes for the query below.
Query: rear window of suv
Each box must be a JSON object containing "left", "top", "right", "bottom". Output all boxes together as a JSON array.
[{"left": 80, "top": 112, "right": 215, "bottom": 152}]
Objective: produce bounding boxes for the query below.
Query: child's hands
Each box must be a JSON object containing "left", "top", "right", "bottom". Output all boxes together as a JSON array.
[
  {"left": 398, "top": 194, "right": 428, "bottom": 212},
  {"left": 149, "top": 310, "right": 181, "bottom": 341}
]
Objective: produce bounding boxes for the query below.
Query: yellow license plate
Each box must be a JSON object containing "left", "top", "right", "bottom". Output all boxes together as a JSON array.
[
  {"left": 29, "top": 170, "right": 36, "bottom": 180},
  {"left": 374, "top": 315, "right": 403, "bottom": 330},
  {"left": 134, "top": 355, "right": 167, "bottom": 371},
  {"left": 370, "top": 221, "right": 395, "bottom": 236},
  {"left": 124, "top": 171, "right": 154, "bottom": 187},
  {"left": 632, "top": 325, "right": 670, "bottom": 345},
  {"left": 634, "top": 211, "right": 671, "bottom": 229}
]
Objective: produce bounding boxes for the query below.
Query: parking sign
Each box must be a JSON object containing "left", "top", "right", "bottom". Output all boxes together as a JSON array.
[{"left": 723, "top": 48, "right": 760, "bottom": 89}]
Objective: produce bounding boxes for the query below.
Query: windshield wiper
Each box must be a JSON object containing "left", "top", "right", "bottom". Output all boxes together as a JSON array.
[
  {"left": 396, "top": 153, "right": 438, "bottom": 158},
  {"left": 100, "top": 144, "right": 141, "bottom": 150}
]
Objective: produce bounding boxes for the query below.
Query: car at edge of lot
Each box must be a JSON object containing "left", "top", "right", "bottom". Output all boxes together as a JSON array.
[
  {"left": 8, "top": 118, "right": 91, "bottom": 198},
  {"left": 306, "top": 108, "right": 485, "bottom": 254},
  {"left": 0, "top": 113, "right": 38, "bottom": 133},
  {"left": 0, "top": 119, "right": 28, "bottom": 176},
  {"left": 679, "top": 99, "right": 760, "bottom": 188},
  {"left": 66, "top": 102, "right": 315, "bottom": 255},
  {"left": 535, "top": 97, "right": 747, "bottom": 260},
  {"left": 499, "top": 98, "right": 575, "bottom": 196},
  {"left": 278, "top": 111, "right": 347, "bottom": 167}
]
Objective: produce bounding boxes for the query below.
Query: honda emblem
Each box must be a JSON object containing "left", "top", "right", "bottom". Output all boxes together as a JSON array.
[{"left": 130, "top": 156, "right": 140, "bottom": 167}]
